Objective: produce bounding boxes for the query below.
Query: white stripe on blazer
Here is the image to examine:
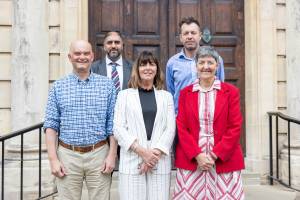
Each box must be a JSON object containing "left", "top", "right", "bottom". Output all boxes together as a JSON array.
[{"left": 113, "top": 88, "right": 176, "bottom": 175}]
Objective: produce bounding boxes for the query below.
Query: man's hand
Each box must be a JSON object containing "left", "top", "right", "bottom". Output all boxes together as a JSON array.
[
  {"left": 101, "top": 136, "right": 117, "bottom": 174},
  {"left": 50, "top": 159, "right": 66, "bottom": 178},
  {"left": 101, "top": 153, "right": 116, "bottom": 174},
  {"left": 195, "top": 153, "right": 214, "bottom": 171},
  {"left": 46, "top": 129, "right": 66, "bottom": 178}
]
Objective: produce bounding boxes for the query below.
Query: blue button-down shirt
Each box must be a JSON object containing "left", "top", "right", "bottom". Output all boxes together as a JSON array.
[
  {"left": 43, "top": 72, "right": 116, "bottom": 146},
  {"left": 166, "top": 49, "right": 225, "bottom": 114}
]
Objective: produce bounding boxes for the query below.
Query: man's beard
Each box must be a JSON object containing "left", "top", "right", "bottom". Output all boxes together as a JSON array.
[
  {"left": 107, "top": 50, "right": 121, "bottom": 61},
  {"left": 184, "top": 44, "right": 197, "bottom": 51}
]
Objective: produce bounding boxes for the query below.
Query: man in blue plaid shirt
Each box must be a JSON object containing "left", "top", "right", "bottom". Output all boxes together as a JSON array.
[{"left": 43, "top": 40, "right": 117, "bottom": 200}]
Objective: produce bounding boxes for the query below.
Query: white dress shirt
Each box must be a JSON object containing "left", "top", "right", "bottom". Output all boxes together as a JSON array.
[{"left": 106, "top": 56, "right": 124, "bottom": 89}]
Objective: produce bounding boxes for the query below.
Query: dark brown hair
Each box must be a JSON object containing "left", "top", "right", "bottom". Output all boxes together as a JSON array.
[
  {"left": 103, "top": 31, "right": 123, "bottom": 41},
  {"left": 128, "top": 51, "right": 164, "bottom": 90},
  {"left": 179, "top": 16, "right": 201, "bottom": 33}
]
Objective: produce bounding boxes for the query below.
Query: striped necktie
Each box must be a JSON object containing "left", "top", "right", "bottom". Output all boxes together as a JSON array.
[{"left": 111, "top": 62, "right": 120, "bottom": 93}]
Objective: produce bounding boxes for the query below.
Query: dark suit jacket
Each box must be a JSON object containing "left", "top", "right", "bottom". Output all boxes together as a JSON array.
[{"left": 91, "top": 57, "right": 132, "bottom": 90}]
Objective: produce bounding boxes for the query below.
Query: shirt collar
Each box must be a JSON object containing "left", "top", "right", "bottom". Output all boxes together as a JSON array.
[
  {"left": 71, "top": 71, "right": 94, "bottom": 83},
  {"left": 106, "top": 55, "right": 123, "bottom": 66},
  {"left": 178, "top": 49, "right": 195, "bottom": 61},
  {"left": 192, "top": 78, "right": 221, "bottom": 92}
]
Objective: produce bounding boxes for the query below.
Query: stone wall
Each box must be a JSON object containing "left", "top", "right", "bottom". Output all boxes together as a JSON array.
[
  {"left": 49, "top": 0, "right": 62, "bottom": 83},
  {"left": 0, "top": 0, "right": 12, "bottom": 135},
  {"left": 276, "top": 0, "right": 288, "bottom": 145},
  {"left": 0, "top": 0, "right": 88, "bottom": 135}
]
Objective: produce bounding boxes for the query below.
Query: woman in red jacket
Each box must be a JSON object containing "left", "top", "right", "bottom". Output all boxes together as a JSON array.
[{"left": 173, "top": 46, "right": 245, "bottom": 200}]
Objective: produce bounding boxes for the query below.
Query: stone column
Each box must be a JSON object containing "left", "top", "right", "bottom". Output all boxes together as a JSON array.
[
  {"left": 244, "top": 0, "right": 277, "bottom": 178},
  {"left": 7, "top": 1, "right": 52, "bottom": 199},
  {"left": 11, "top": 0, "right": 49, "bottom": 142},
  {"left": 280, "top": 0, "right": 300, "bottom": 188}
]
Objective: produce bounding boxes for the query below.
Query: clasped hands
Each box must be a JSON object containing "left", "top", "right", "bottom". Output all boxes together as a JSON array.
[
  {"left": 195, "top": 153, "right": 215, "bottom": 171},
  {"left": 139, "top": 148, "right": 161, "bottom": 174}
]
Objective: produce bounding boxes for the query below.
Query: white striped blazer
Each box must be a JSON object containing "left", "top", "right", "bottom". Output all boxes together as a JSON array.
[{"left": 113, "top": 88, "right": 176, "bottom": 174}]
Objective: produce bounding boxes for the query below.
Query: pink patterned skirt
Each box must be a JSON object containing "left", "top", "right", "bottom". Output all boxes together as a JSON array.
[
  {"left": 173, "top": 167, "right": 244, "bottom": 200},
  {"left": 173, "top": 135, "right": 244, "bottom": 200}
]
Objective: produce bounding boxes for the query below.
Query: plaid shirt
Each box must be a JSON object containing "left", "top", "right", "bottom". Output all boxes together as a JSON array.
[{"left": 43, "top": 72, "right": 116, "bottom": 146}]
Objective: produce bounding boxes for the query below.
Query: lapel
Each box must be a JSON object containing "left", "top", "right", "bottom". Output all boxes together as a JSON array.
[
  {"left": 150, "top": 89, "right": 160, "bottom": 141},
  {"left": 99, "top": 59, "right": 107, "bottom": 76},
  {"left": 122, "top": 60, "right": 131, "bottom": 89},
  {"left": 214, "top": 85, "right": 228, "bottom": 122},
  {"left": 187, "top": 87, "right": 200, "bottom": 124}
]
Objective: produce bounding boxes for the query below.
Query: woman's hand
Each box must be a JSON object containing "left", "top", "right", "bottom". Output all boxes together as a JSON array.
[
  {"left": 152, "top": 148, "right": 162, "bottom": 159},
  {"left": 139, "top": 162, "right": 153, "bottom": 174},
  {"left": 195, "top": 153, "right": 215, "bottom": 170},
  {"left": 133, "top": 144, "right": 159, "bottom": 168},
  {"left": 141, "top": 148, "right": 159, "bottom": 167}
]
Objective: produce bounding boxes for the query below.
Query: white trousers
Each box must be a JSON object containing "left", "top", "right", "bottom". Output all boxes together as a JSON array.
[{"left": 119, "top": 172, "right": 171, "bottom": 200}]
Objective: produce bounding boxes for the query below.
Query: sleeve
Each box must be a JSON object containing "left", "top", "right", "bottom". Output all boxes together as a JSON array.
[
  {"left": 113, "top": 90, "right": 137, "bottom": 151},
  {"left": 106, "top": 81, "right": 117, "bottom": 137},
  {"left": 176, "top": 90, "right": 202, "bottom": 161},
  {"left": 212, "top": 87, "right": 243, "bottom": 161},
  {"left": 43, "top": 84, "right": 60, "bottom": 133},
  {"left": 216, "top": 55, "right": 225, "bottom": 82},
  {"left": 152, "top": 93, "right": 176, "bottom": 155},
  {"left": 166, "top": 60, "right": 175, "bottom": 97}
]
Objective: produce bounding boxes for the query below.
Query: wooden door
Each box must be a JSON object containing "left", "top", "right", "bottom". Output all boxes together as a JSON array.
[
  {"left": 168, "top": 0, "right": 245, "bottom": 152},
  {"left": 88, "top": 0, "right": 169, "bottom": 67},
  {"left": 88, "top": 0, "right": 245, "bottom": 152}
]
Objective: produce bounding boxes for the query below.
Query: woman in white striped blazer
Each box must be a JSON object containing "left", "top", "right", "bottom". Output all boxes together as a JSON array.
[{"left": 113, "top": 51, "right": 176, "bottom": 200}]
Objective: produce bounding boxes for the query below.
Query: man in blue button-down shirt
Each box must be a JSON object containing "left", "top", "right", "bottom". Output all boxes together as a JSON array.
[
  {"left": 44, "top": 40, "right": 117, "bottom": 200},
  {"left": 166, "top": 17, "right": 225, "bottom": 114}
]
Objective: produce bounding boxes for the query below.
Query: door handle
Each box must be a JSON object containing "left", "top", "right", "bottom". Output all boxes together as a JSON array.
[{"left": 202, "top": 27, "right": 212, "bottom": 44}]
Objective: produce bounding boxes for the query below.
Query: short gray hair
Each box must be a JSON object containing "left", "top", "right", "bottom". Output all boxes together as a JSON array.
[{"left": 195, "top": 46, "right": 220, "bottom": 63}]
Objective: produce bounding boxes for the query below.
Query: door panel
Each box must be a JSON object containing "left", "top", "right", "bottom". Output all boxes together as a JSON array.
[
  {"left": 89, "top": 0, "right": 124, "bottom": 59},
  {"left": 128, "top": 0, "right": 168, "bottom": 67},
  {"left": 89, "top": 0, "right": 168, "bottom": 67}
]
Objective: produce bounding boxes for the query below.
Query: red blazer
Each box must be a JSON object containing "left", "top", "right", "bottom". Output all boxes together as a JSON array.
[{"left": 175, "top": 82, "right": 245, "bottom": 173}]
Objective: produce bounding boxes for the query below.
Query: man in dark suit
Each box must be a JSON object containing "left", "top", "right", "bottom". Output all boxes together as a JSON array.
[
  {"left": 91, "top": 32, "right": 132, "bottom": 166},
  {"left": 91, "top": 31, "right": 132, "bottom": 91}
]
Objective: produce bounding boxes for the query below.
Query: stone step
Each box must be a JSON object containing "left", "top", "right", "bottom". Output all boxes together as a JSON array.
[
  {"left": 78, "top": 171, "right": 262, "bottom": 200},
  {"left": 51, "top": 171, "right": 300, "bottom": 200},
  {"left": 242, "top": 170, "right": 261, "bottom": 185},
  {"left": 0, "top": 169, "right": 271, "bottom": 200}
]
